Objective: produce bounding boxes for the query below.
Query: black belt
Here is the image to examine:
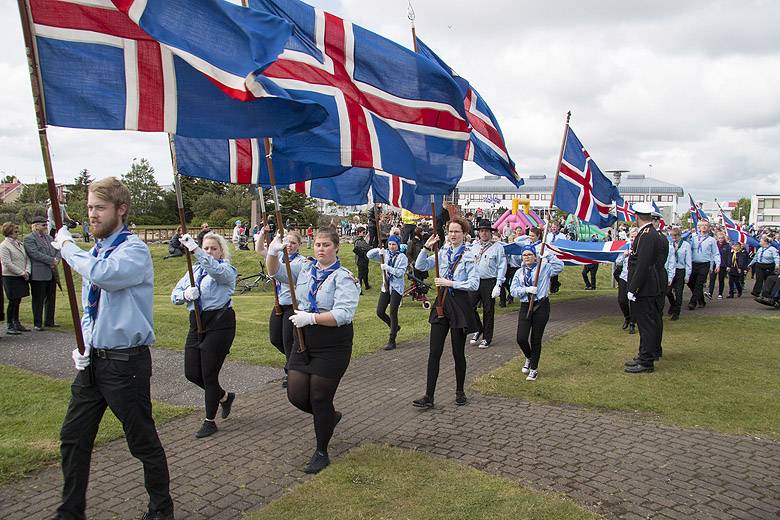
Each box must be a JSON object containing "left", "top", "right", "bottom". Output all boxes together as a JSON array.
[{"left": 93, "top": 345, "right": 149, "bottom": 361}]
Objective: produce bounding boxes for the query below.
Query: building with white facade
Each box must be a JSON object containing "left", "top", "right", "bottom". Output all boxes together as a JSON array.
[{"left": 750, "top": 195, "right": 780, "bottom": 228}]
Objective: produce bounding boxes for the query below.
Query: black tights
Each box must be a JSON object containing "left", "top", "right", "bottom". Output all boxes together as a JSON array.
[
  {"left": 287, "top": 371, "right": 342, "bottom": 453},
  {"left": 6, "top": 298, "right": 20, "bottom": 325},
  {"left": 426, "top": 322, "right": 467, "bottom": 399},
  {"left": 184, "top": 324, "right": 234, "bottom": 420},
  {"left": 376, "top": 290, "right": 401, "bottom": 335}
]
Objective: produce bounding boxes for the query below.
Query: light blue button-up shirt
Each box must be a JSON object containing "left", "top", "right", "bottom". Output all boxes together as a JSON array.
[
  {"left": 688, "top": 233, "right": 721, "bottom": 269},
  {"left": 666, "top": 239, "right": 692, "bottom": 280},
  {"left": 272, "top": 257, "right": 360, "bottom": 326},
  {"left": 616, "top": 249, "right": 630, "bottom": 283},
  {"left": 61, "top": 229, "right": 154, "bottom": 350},
  {"left": 749, "top": 246, "right": 780, "bottom": 267},
  {"left": 267, "top": 251, "right": 306, "bottom": 305},
  {"left": 171, "top": 249, "right": 237, "bottom": 311},
  {"left": 510, "top": 254, "right": 565, "bottom": 301},
  {"left": 415, "top": 245, "right": 480, "bottom": 292},
  {"left": 367, "top": 248, "right": 408, "bottom": 295},
  {"left": 469, "top": 240, "right": 507, "bottom": 284}
]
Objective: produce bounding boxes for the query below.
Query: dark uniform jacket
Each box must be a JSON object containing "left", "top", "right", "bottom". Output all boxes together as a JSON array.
[{"left": 627, "top": 223, "right": 669, "bottom": 297}]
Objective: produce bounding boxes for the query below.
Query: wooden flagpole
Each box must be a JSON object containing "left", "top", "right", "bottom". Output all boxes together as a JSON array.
[
  {"left": 373, "top": 202, "right": 389, "bottom": 290},
  {"left": 257, "top": 186, "right": 284, "bottom": 315},
  {"left": 263, "top": 138, "right": 307, "bottom": 353},
  {"left": 168, "top": 136, "right": 204, "bottom": 334},
  {"left": 527, "top": 111, "right": 571, "bottom": 317},
  {"left": 16, "top": 0, "right": 87, "bottom": 360}
]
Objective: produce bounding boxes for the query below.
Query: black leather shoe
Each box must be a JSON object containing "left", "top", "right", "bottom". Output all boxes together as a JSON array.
[
  {"left": 141, "top": 511, "right": 174, "bottom": 520},
  {"left": 498, "top": 302, "right": 506, "bottom": 308},
  {"left": 455, "top": 391, "right": 467, "bottom": 406},
  {"left": 625, "top": 364, "right": 654, "bottom": 373},
  {"left": 303, "top": 450, "right": 330, "bottom": 474},
  {"left": 281, "top": 375, "right": 288, "bottom": 388},
  {"left": 44, "top": 323, "right": 61, "bottom": 327},
  {"left": 697, "top": 301, "right": 706, "bottom": 308},
  {"left": 621, "top": 319, "right": 630, "bottom": 330},
  {"left": 383, "top": 337, "right": 397, "bottom": 350},
  {"left": 412, "top": 395, "right": 434, "bottom": 408},
  {"left": 688, "top": 304, "right": 696, "bottom": 310},
  {"left": 14, "top": 322, "right": 30, "bottom": 332},
  {"left": 625, "top": 359, "right": 639, "bottom": 367},
  {"left": 628, "top": 324, "right": 636, "bottom": 334},
  {"left": 34, "top": 326, "right": 45, "bottom": 331},
  {"left": 220, "top": 392, "right": 235, "bottom": 419},
  {"left": 726, "top": 294, "right": 734, "bottom": 298},
  {"left": 6, "top": 326, "right": 21, "bottom": 335},
  {"left": 671, "top": 313, "right": 679, "bottom": 321},
  {"left": 195, "top": 420, "right": 218, "bottom": 438}
]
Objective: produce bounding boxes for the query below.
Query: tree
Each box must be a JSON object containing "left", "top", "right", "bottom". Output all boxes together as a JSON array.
[
  {"left": 680, "top": 210, "right": 692, "bottom": 230},
  {"left": 122, "top": 158, "right": 163, "bottom": 217},
  {"left": 1, "top": 175, "right": 17, "bottom": 184},
  {"left": 18, "top": 183, "right": 49, "bottom": 204},
  {"left": 69, "top": 168, "right": 92, "bottom": 202},
  {"left": 179, "top": 176, "right": 225, "bottom": 221},
  {"left": 731, "top": 197, "right": 750, "bottom": 224}
]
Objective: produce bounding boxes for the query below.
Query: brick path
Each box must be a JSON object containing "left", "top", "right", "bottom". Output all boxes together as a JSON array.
[{"left": 1, "top": 294, "right": 779, "bottom": 519}]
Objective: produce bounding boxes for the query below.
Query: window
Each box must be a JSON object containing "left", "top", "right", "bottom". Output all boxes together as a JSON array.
[{"left": 758, "top": 199, "right": 765, "bottom": 209}]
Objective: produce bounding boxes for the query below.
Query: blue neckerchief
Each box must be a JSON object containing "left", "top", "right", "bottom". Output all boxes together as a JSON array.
[
  {"left": 696, "top": 233, "right": 705, "bottom": 253},
  {"left": 386, "top": 250, "right": 400, "bottom": 281},
  {"left": 276, "top": 251, "right": 300, "bottom": 292},
  {"left": 195, "top": 259, "right": 222, "bottom": 310},
  {"left": 308, "top": 258, "right": 340, "bottom": 313},
  {"left": 87, "top": 226, "right": 132, "bottom": 321},
  {"left": 524, "top": 263, "right": 537, "bottom": 287},
  {"left": 445, "top": 244, "right": 466, "bottom": 295}
]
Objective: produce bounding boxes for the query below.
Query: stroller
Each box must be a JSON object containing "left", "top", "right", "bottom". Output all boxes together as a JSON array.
[{"left": 403, "top": 272, "right": 432, "bottom": 309}]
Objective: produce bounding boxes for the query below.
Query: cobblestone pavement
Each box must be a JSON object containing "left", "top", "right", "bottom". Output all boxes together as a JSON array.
[{"left": 1, "top": 293, "right": 778, "bottom": 519}]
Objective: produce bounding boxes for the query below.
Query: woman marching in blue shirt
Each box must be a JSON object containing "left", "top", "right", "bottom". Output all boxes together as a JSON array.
[
  {"left": 267, "top": 227, "right": 360, "bottom": 474},
  {"left": 510, "top": 244, "right": 565, "bottom": 381},
  {"left": 413, "top": 216, "right": 479, "bottom": 408},
  {"left": 367, "top": 235, "right": 408, "bottom": 351},
  {"left": 172, "top": 232, "right": 238, "bottom": 439}
]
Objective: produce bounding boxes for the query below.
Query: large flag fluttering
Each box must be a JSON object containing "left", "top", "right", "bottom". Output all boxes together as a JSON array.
[
  {"left": 415, "top": 38, "right": 521, "bottom": 187},
  {"left": 504, "top": 239, "right": 629, "bottom": 265},
  {"left": 688, "top": 194, "right": 709, "bottom": 226},
  {"left": 719, "top": 206, "right": 760, "bottom": 248},
  {"left": 554, "top": 127, "right": 620, "bottom": 228},
  {"left": 651, "top": 200, "right": 666, "bottom": 229},
  {"left": 29, "top": 0, "right": 326, "bottom": 137},
  {"left": 615, "top": 197, "right": 636, "bottom": 222}
]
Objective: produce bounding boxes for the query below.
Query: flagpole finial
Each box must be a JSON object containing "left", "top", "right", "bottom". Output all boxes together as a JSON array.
[
  {"left": 407, "top": 1, "right": 415, "bottom": 25},
  {"left": 566, "top": 111, "right": 572, "bottom": 124}
]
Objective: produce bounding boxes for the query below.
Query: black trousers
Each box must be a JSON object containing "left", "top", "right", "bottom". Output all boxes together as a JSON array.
[
  {"left": 729, "top": 272, "right": 745, "bottom": 296},
  {"left": 582, "top": 264, "right": 598, "bottom": 288},
  {"left": 708, "top": 266, "right": 727, "bottom": 296},
  {"left": 500, "top": 266, "right": 518, "bottom": 305},
  {"left": 633, "top": 295, "right": 663, "bottom": 366},
  {"left": 57, "top": 348, "right": 172, "bottom": 520},
  {"left": 426, "top": 321, "right": 467, "bottom": 399},
  {"left": 376, "top": 289, "right": 402, "bottom": 336},
  {"left": 617, "top": 278, "right": 634, "bottom": 322},
  {"left": 367, "top": 226, "right": 378, "bottom": 248},
  {"left": 469, "top": 278, "right": 496, "bottom": 342},
  {"left": 666, "top": 268, "right": 686, "bottom": 316},
  {"left": 688, "top": 262, "right": 710, "bottom": 306},
  {"left": 357, "top": 262, "right": 370, "bottom": 289},
  {"left": 516, "top": 298, "right": 550, "bottom": 370},
  {"left": 6, "top": 298, "right": 21, "bottom": 326},
  {"left": 751, "top": 263, "right": 775, "bottom": 296},
  {"left": 269, "top": 304, "right": 295, "bottom": 361},
  {"left": 30, "top": 278, "right": 57, "bottom": 327}
]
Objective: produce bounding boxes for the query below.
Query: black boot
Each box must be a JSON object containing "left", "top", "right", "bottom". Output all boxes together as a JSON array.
[
  {"left": 7, "top": 320, "right": 20, "bottom": 335},
  {"left": 14, "top": 321, "right": 31, "bottom": 332},
  {"left": 383, "top": 335, "right": 397, "bottom": 350}
]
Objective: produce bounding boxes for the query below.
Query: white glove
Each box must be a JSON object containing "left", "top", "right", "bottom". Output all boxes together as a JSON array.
[
  {"left": 380, "top": 263, "right": 390, "bottom": 271},
  {"left": 525, "top": 285, "right": 538, "bottom": 295},
  {"left": 268, "top": 236, "right": 288, "bottom": 255},
  {"left": 491, "top": 285, "right": 501, "bottom": 298},
  {"left": 289, "top": 310, "right": 317, "bottom": 328},
  {"left": 180, "top": 233, "right": 197, "bottom": 251},
  {"left": 52, "top": 226, "right": 74, "bottom": 250},
  {"left": 72, "top": 346, "right": 91, "bottom": 371},
  {"left": 184, "top": 286, "right": 200, "bottom": 301},
  {"left": 627, "top": 291, "right": 637, "bottom": 302}
]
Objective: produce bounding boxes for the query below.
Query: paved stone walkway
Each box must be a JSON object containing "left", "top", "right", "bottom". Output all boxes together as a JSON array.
[{"left": 1, "top": 294, "right": 779, "bottom": 519}]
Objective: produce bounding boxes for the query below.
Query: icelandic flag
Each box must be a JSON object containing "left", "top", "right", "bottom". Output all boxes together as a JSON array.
[
  {"left": 615, "top": 197, "right": 635, "bottom": 222},
  {"left": 721, "top": 211, "right": 760, "bottom": 248},
  {"left": 651, "top": 200, "right": 666, "bottom": 229},
  {"left": 28, "top": 0, "right": 326, "bottom": 138},
  {"left": 554, "top": 127, "right": 620, "bottom": 228},
  {"left": 504, "top": 238, "right": 629, "bottom": 265},
  {"left": 246, "top": 0, "right": 471, "bottom": 194},
  {"left": 688, "top": 194, "right": 709, "bottom": 225},
  {"left": 415, "top": 38, "right": 522, "bottom": 187}
]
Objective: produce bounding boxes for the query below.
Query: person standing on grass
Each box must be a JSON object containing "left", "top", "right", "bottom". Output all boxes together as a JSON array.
[
  {"left": 413, "top": 217, "right": 479, "bottom": 408},
  {"left": 256, "top": 227, "right": 306, "bottom": 388},
  {"left": 367, "top": 235, "right": 408, "bottom": 351},
  {"left": 172, "top": 231, "right": 238, "bottom": 439},
  {"left": 510, "top": 245, "right": 565, "bottom": 381},
  {"left": 51, "top": 177, "right": 174, "bottom": 520},
  {"left": 0, "top": 222, "right": 31, "bottom": 335},
  {"left": 267, "top": 227, "right": 360, "bottom": 474},
  {"left": 24, "top": 215, "right": 61, "bottom": 331}
]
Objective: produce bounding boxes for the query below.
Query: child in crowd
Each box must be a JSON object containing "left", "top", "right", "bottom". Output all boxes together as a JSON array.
[{"left": 726, "top": 241, "right": 749, "bottom": 298}]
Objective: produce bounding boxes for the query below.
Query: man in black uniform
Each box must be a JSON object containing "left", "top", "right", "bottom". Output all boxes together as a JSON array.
[{"left": 624, "top": 203, "right": 669, "bottom": 373}]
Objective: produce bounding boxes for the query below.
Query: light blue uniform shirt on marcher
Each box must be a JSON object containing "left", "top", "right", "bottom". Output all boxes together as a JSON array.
[
  {"left": 510, "top": 254, "right": 565, "bottom": 301},
  {"left": 469, "top": 240, "right": 507, "bottom": 284},
  {"left": 415, "top": 245, "right": 480, "bottom": 292},
  {"left": 367, "top": 248, "right": 408, "bottom": 295},
  {"left": 61, "top": 229, "right": 155, "bottom": 350},
  {"left": 666, "top": 239, "right": 692, "bottom": 280},
  {"left": 266, "top": 250, "right": 306, "bottom": 305},
  {"left": 748, "top": 246, "right": 780, "bottom": 267},
  {"left": 687, "top": 233, "right": 721, "bottom": 268},
  {"left": 272, "top": 257, "right": 360, "bottom": 326},
  {"left": 171, "top": 249, "right": 237, "bottom": 311},
  {"left": 616, "top": 250, "right": 630, "bottom": 283}
]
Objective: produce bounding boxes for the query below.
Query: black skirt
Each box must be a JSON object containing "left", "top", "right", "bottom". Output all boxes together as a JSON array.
[
  {"left": 289, "top": 323, "right": 352, "bottom": 379},
  {"left": 428, "top": 288, "right": 479, "bottom": 334},
  {"left": 3, "top": 276, "right": 29, "bottom": 300}
]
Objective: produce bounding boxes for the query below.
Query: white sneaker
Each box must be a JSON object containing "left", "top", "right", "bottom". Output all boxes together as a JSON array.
[
  {"left": 526, "top": 369, "right": 538, "bottom": 381},
  {"left": 478, "top": 339, "right": 490, "bottom": 349},
  {"left": 521, "top": 359, "right": 531, "bottom": 374},
  {"left": 717, "top": 295, "right": 723, "bottom": 299},
  {"left": 470, "top": 332, "right": 480, "bottom": 345}
]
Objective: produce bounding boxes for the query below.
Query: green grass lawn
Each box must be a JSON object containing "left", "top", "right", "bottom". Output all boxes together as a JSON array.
[
  {"left": 29, "top": 241, "right": 614, "bottom": 365},
  {"left": 0, "top": 364, "right": 193, "bottom": 483},
  {"left": 249, "top": 444, "right": 603, "bottom": 520},
  {"left": 472, "top": 315, "right": 780, "bottom": 439}
]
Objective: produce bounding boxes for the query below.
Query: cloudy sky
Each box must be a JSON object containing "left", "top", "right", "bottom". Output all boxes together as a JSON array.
[{"left": 1, "top": 0, "right": 778, "bottom": 211}]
